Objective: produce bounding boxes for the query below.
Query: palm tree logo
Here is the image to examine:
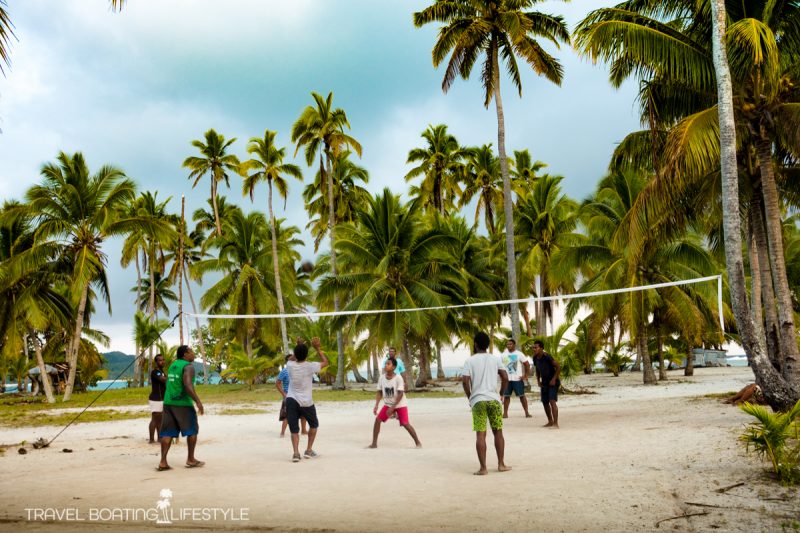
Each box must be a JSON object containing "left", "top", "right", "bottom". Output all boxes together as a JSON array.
[{"left": 156, "top": 488, "right": 173, "bottom": 524}]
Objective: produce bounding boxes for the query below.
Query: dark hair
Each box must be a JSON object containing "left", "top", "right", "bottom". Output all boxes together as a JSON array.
[
  {"left": 533, "top": 340, "right": 545, "bottom": 349},
  {"left": 294, "top": 343, "right": 309, "bottom": 361},
  {"left": 177, "top": 345, "right": 191, "bottom": 360},
  {"left": 154, "top": 353, "right": 164, "bottom": 360},
  {"left": 386, "top": 357, "right": 397, "bottom": 369},
  {"left": 507, "top": 338, "right": 516, "bottom": 346},
  {"left": 474, "top": 332, "right": 491, "bottom": 351},
  {"left": 284, "top": 353, "right": 292, "bottom": 362},
  {"left": 388, "top": 346, "right": 397, "bottom": 351}
]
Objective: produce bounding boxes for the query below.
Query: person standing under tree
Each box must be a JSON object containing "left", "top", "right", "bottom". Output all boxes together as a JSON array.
[
  {"left": 368, "top": 357, "right": 421, "bottom": 449},
  {"left": 148, "top": 354, "right": 167, "bottom": 443},
  {"left": 462, "top": 331, "right": 511, "bottom": 476},
  {"left": 286, "top": 337, "right": 328, "bottom": 462},
  {"left": 532, "top": 340, "right": 561, "bottom": 429},
  {"left": 157, "top": 345, "right": 205, "bottom": 471},
  {"left": 501, "top": 339, "right": 532, "bottom": 419}
]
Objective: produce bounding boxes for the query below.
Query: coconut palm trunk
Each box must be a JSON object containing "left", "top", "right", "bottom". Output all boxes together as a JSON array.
[
  {"left": 750, "top": 198, "right": 782, "bottom": 369},
  {"left": 755, "top": 138, "right": 800, "bottom": 383},
  {"left": 63, "top": 282, "right": 89, "bottom": 401},
  {"left": 30, "top": 331, "right": 55, "bottom": 404},
  {"left": 492, "top": 56, "right": 521, "bottom": 342},
  {"left": 211, "top": 179, "right": 222, "bottom": 237},
  {"left": 268, "top": 180, "right": 290, "bottom": 355},
  {"left": 435, "top": 342, "right": 445, "bottom": 379},
  {"left": 178, "top": 196, "right": 185, "bottom": 345},
  {"left": 326, "top": 149, "right": 347, "bottom": 389},
  {"left": 402, "top": 335, "right": 414, "bottom": 392},
  {"left": 638, "top": 322, "right": 657, "bottom": 384},
  {"left": 183, "top": 268, "right": 209, "bottom": 384},
  {"left": 146, "top": 242, "right": 156, "bottom": 387},
  {"left": 710, "top": 0, "right": 798, "bottom": 410}
]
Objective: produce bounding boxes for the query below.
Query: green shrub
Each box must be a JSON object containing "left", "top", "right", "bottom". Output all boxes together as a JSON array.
[{"left": 739, "top": 399, "right": 800, "bottom": 484}]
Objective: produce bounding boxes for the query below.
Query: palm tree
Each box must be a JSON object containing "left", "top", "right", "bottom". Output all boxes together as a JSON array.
[
  {"left": 511, "top": 149, "right": 547, "bottom": 193},
  {"left": 405, "top": 124, "right": 468, "bottom": 215},
  {"left": 302, "top": 150, "right": 370, "bottom": 251},
  {"left": 710, "top": 0, "right": 797, "bottom": 408},
  {"left": 458, "top": 144, "right": 504, "bottom": 235},
  {"left": 183, "top": 129, "right": 241, "bottom": 238},
  {"left": 514, "top": 175, "right": 579, "bottom": 336},
  {"left": 292, "top": 91, "right": 362, "bottom": 389},
  {"left": 241, "top": 130, "right": 304, "bottom": 355},
  {"left": 13, "top": 152, "right": 135, "bottom": 401},
  {"left": 195, "top": 210, "right": 282, "bottom": 359},
  {"left": 414, "top": 0, "right": 570, "bottom": 341},
  {"left": 318, "top": 189, "right": 455, "bottom": 389}
]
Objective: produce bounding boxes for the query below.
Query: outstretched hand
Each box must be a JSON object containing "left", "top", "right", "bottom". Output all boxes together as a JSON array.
[{"left": 311, "top": 337, "right": 322, "bottom": 350}]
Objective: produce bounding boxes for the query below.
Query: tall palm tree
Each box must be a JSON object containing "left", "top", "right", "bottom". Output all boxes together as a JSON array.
[
  {"left": 709, "top": 0, "right": 798, "bottom": 408},
  {"left": 459, "top": 144, "right": 504, "bottom": 235},
  {"left": 183, "top": 129, "right": 241, "bottom": 238},
  {"left": 511, "top": 149, "right": 547, "bottom": 192},
  {"left": 241, "top": 130, "right": 303, "bottom": 355},
  {"left": 292, "top": 91, "right": 362, "bottom": 389},
  {"left": 405, "top": 124, "right": 468, "bottom": 215},
  {"left": 414, "top": 0, "right": 570, "bottom": 340},
  {"left": 13, "top": 152, "right": 135, "bottom": 401}
]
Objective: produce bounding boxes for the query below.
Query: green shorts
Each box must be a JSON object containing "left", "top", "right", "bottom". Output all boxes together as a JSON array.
[{"left": 471, "top": 400, "right": 503, "bottom": 432}]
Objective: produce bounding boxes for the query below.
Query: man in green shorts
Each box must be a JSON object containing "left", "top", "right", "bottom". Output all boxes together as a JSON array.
[
  {"left": 461, "top": 332, "right": 511, "bottom": 476},
  {"left": 157, "top": 345, "right": 205, "bottom": 471}
]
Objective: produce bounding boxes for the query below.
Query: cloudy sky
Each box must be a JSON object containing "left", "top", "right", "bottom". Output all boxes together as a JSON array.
[{"left": 0, "top": 0, "right": 641, "bottom": 357}]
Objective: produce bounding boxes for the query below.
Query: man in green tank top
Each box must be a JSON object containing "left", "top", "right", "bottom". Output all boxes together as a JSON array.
[{"left": 157, "top": 345, "right": 205, "bottom": 471}]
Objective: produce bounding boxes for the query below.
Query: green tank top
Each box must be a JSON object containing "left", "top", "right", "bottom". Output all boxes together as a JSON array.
[{"left": 164, "top": 359, "right": 194, "bottom": 407}]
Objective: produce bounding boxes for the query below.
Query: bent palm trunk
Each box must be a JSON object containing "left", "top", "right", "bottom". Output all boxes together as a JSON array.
[{"left": 63, "top": 283, "right": 89, "bottom": 401}]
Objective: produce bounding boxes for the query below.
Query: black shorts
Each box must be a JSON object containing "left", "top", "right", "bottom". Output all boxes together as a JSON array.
[
  {"left": 503, "top": 381, "right": 525, "bottom": 397},
  {"left": 160, "top": 404, "right": 199, "bottom": 437},
  {"left": 541, "top": 385, "right": 558, "bottom": 403},
  {"left": 285, "top": 397, "right": 319, "bottom": 434}
]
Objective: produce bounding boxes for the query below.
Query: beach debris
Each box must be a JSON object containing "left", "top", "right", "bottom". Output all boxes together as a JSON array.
[
  {"left": 18, "top": 448, "right": 27, "bottom": 454},
  {"left": 715, "top": 482, "right": 745, "bottom": 494},
  {"left": 88, "top": 447, "right": 95, "bottom": 451},
  {"left": 62, "top": 448, "right": 73, "bottom": 453},
  {"left": 655, "top": 511, "right": 709, "bottom": 528},
  {"left": 32, "top": 438, "right": 49, "bottom": 449}
]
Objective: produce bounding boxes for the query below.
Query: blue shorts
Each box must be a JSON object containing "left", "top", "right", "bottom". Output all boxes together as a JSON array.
[
  {"left": 541, "top": 385, "right": 558, "bottom": 403},
  {"left": 503, "top": 380, "right": 525, "bottom": 397}
]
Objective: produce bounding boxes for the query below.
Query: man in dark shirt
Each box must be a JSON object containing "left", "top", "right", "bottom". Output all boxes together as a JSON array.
[
  {"left": 532, "top": 340, "right": 561, "bottom": 429},
  {"left": 148, "top": 354, "right": 167, "bottom": 443}
]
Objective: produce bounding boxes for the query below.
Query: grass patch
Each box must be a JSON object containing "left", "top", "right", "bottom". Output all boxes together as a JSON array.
[
  {"left": 0, "top": 409, "right": 147, "bottom": 428},
  {"left": 0, "top": 384, "right": 461, "bottom": 427}
]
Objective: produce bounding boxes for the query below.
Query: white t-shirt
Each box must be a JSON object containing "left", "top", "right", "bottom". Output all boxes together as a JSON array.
[
  {"left": 461, "top": 353, "right": 506, "bottom": 408},
  {"left": 501, "top": 350, "right": 530, "bottom": 381},
  {"left": 377, "top": 373, "right": 407, "bottom": 408},
  {"left": 286, "top": 360, "right": 322, "bottom": 407}
]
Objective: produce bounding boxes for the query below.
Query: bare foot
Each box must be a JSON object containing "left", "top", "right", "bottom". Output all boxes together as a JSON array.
[
  {"left": 498, "top": 464, "right": 512, "bottom": 472},
  {"left": 473, "top": 469, "right": 488, "bottom": 476},
  {"left": 415, "top": 443, "right": 422, "bottom": 448},
  {"left": 367, "top": 444, "right": 377, "bottom": 449},
  {"left": 279, "top": 434, "right": 285, "bottom": 438},
  {"left": 548, "top": 424, "right": 559, "bottom": 429},
  {"left": 502, "top": 414, "right": 509, "bottom": 419},
  {"left": 525, "top": 414, "right": 533, "bottom": 418},
  {"left": 541, "top": 422, "right": 553, "bottom": 428}
]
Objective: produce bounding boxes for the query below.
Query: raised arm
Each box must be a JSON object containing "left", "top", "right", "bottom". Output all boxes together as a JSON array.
[{"left": 311, "top": 337, "right": 329, "bottom": 370}]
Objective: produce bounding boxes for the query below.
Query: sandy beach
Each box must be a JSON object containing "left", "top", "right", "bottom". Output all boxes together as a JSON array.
[{"left": 1, "top": 366, "right": 798, "bottom": 532}]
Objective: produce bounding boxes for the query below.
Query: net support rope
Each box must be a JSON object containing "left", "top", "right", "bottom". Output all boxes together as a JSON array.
[{"left": 188, "top": 274, "right": 725, "bottom": 334}]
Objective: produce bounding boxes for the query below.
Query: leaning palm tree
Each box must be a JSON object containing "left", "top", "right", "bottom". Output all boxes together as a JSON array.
[
  {"left": 413, "top": 0, "right": 570, "bottom": 340},
  {"left": 183, "top": 129, "right": 240, "bottom": 238},
  {"left": 291, "top": 91, "right": 362, "bottom": 389},
  {"left": 241, "top": 130, "right": 304, "bottom": 355},
  {"left": 16, "top": 152, "right": 136, "bottom": 401}
]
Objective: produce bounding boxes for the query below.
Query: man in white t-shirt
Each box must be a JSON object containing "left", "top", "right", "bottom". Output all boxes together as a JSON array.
[
  {"left": 501, "top": 339, "right": 532, "bottom": 419},
  {"left": 368, "top": 357, "right": 421, "bottom": 449},
  {"left": 461, "top": 331, "right": 511, "bottom": 476},
  {"left": 286, "top": 337, "right": 329, "bottom": 462}
]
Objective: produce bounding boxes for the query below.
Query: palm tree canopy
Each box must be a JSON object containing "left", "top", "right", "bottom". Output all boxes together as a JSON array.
[
  {"left": 413, "top": 0, "right": 570, "bottom": 106},
  {"left": 241, "top": 129, "right": 304, "bottom": 206}
]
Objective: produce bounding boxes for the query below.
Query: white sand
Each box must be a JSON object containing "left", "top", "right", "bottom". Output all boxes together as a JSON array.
[{"left": 1, "top": 366, "right": 798, "bottom": 532}]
